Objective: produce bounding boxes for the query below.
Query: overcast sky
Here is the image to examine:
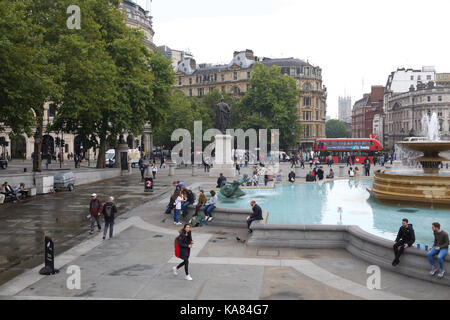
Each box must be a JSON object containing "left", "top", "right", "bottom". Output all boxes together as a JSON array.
[{"left": 137, "top": 0, "right": 450, "bottom": 118}]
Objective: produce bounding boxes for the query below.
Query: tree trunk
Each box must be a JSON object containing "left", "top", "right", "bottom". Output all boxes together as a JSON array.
[
  {"left": 33, "top": 109, "right": 43, "bottom": 172},
  {"left": 96, "top": 137, "right": 106, "bottom": 169}
]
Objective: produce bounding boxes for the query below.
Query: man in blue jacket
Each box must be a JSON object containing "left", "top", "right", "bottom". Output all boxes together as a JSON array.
[
  {"left": 247, "top": 200, "right": 263, "bottom": 233},
  {"left": 392, "top": 218, "right": 415, "bottom": 266}
]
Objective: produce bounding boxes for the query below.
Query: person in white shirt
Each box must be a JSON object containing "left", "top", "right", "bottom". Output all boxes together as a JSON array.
[
  {"left": 203, "top": 190, "right": 217, "bottom": 222},
  {"left": 173, "top": 191, "right": 184, "bottom": 225},
  {"left": 151, "top": 162, "right": 158, "bottom": 179}
]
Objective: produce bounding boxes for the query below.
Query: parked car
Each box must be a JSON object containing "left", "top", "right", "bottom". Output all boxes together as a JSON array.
[{"left": 54, "top": 171, "right": 75, "bottom": 192}]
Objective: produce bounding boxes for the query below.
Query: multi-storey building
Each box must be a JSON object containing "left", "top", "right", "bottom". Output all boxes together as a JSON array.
[
  {"left": 0, "top": 0, "right": 156, "bottom": 160},
  {"left": 385, "top": 67, "right": 435, "bottom": 93},
  {"left": 173, "top": 49, "right": 327, "bottom": 150},
  {"left": 384, "top": 82, "right": 450, "bottom": 148},
  {"left": 351, "top": 86, "right": 384, "bottom": 139}
]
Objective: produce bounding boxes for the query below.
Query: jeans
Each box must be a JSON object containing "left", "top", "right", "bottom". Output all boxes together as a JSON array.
[
  {"left": 104, "top": 221, "right": 114, "bottom": 238},
  {"left": 174, "top": 209, "right": 181, "bottom": 223},
  {"left": 181, "top": 201, "right": 191, "bottom": 216},
  {"left": 427, "top": 246, "right": 448, "bottom": 270},
  {"left": 203, "top": 205, "right": 215, "bottom": 217},
  {"left": 393, "top": 242, "right": 406, "bottom": 262},
  {"left": 193, "top": 203, "right": 203, "bottom": 216},
  {"left": 90, "top": 215, "right": 101, "bottom": 232}
]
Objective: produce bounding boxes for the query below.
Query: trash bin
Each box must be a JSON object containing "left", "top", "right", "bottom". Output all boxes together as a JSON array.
[{"left": 144, "top": 177, "right": 153, "bottom": 192}]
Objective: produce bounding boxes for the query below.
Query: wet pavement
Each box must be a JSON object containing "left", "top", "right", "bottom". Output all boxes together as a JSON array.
[{"left": 0, "top": 171, "right": 172, "bottom": 286}]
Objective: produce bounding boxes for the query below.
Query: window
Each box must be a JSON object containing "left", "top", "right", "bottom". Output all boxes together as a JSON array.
[
  {"left": 189, "top": 78, "right": 192, "bottom": 85},
  {"left": 196, "top": 76, "right": 199, "bottom": 83},
  {"left": 247, "top": 72, "right": 251, "bottom": 79},
  {"left": 233, "top": 86, "right": 240, "bottom": 94},
  {"left": 178, "top": 77, "right": 182, "bottom": 85},
  {"left": 427, "top": 96, "right": 431, "bottom": 102},
  {"left": 209, "top": 87, "right": 214, "bottom": 93},
  {"left": 290, "top": 68, "right": 296, "bottom": 76},
  {"left": 214, "top": 74, "right": 217, "bottom": 82},
  {"left": 316, "top": 111, "right": 319, "bottom": 120},
  {"left": 221, "top": 86, "right": 225, "bottom": 93},
  {"left": 438, "top": 109, "right": 443, "bottom": 117},
  {"left": 303, "top": 97, "right": 311, "bottom": 106},
  {"left": 418, "top": 75, "right": 421, "bottom": 81},
  {"left": 427, "top": 75, "right": 432, "bottom": 80},
  {"left": 410, "top": 76, "right": 414, "bottom": 80},
  {"left": 233, "top": 72, "right": 237, "bottom": 80},
  {"left": 305, "top": 68, "right": 310, "bottom": 76},
  {"left": 189, "top": 89, "right": 192, "bottom": 97},
  {"left": 246, "top": 84, "right": 249, "bottom": 92},
  {"left": 221, "top": 74, "right": 224, "bottom": 82},
  {"left": 438, "top": 96, "right": 442, "bottom": 102}
]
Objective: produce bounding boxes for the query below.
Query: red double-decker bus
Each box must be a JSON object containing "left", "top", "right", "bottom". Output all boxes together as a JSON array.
[{"left": 314, "top": 138, "right": 383, "bottom": 164}]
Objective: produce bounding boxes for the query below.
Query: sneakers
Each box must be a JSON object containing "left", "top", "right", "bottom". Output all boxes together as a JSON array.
[
  {"left": 172, "top": 266, "right": 178, "bottom": 276},
  {"left": 174, "top": 221, "right": 182, "bottom": 225},
  {"left": 207, "top": 217, "right": 213, "bottom": 222},
  {"left": 89, "top": 231, "right": 93, "bottom": 235},
  {"left": 185, "top": 274, "right": 193, "bottom": 281},
  {"left": 437, "top": 269, "right": 445, "bottom": 278},
  {"left": 430, "top": 266, "right": 439, "bottom": 276},
  {"left": 102, "top": 236, "right": 105, "bottom": 240},
  {"left": 392, "top": 259, "right": 399, "bottom": 267}
]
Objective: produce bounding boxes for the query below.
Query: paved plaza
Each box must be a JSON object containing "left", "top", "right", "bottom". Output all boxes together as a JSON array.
[{"left": 0, "top": 162, "right": 449, "bottom": 300}]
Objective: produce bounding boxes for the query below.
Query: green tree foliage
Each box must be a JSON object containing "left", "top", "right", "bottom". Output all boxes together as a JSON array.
[
  {"left": 233, "top": 63, "right": 301, "bottom": 150},
  {"left": 325, "top": 119, "right": 350, "bottom": 138}
]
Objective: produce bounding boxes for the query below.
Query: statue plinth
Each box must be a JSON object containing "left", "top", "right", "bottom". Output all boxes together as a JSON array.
[{"left": 209, "top": 134, "right": 235, "bottom": 178}]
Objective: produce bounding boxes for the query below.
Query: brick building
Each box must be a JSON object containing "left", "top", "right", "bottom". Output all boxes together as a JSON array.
[{"left": 351, "top": 86, "right": 384, "bottom": 138}]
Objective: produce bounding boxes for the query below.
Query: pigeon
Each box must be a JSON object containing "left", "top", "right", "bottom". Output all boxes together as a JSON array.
[{"left": 236, "top": 237, "right": 246, "bottom": 243}]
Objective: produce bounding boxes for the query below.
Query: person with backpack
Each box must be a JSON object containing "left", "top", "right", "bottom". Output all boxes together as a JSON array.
[
  {"left": 89, "top": 193, "right": 102, "bottom": 234},
  {"left": 189, "top": 190, "right": 207, "bottom": 225},
  {"left": 172, "top": 223, "right": 194, "bottom": 281},
  {"left": 181, "top": 188, "right": 196, "bottom": 217},
  {"left": 102, "top": 197, "right": 117, "bottom": 240}
]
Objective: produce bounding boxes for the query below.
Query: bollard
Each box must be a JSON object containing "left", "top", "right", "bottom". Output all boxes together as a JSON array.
[
  {"left": 338, "top": 165, "right": 344, "bottom": 177},
  {"left": 169, "top": 162, "right": 176, "bottom": 176},
  {"left": 192, "top": 164, "right": 198, "bottom": 176},
  {"left": 144, "top": 177, "right": 153, "bottom": 192},
  {"left": 39, "top": 236, "right": 59, "bottom": 275}
]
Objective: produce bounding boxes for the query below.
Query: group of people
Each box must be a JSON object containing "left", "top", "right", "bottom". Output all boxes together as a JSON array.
[
  {"left": 392, "top": 219, "right": 448, "bottom": 279},
  {"left": 165, "top": 181, "right": 218, "bottom": 225},
  {"left": 138, "top": 158, "right": 159, "bottom": 181},
  {"left": 171, "top": 199, "right": 263, "bottom": 281},
  {"left": 0, "top": 182, "right": 27, "bottom": 203},
  {"left": 88, "top": 193, "right": 117, "bottom": 239},
  {"left": 303, "top": 166, "right": 334, "bottom": 182}
]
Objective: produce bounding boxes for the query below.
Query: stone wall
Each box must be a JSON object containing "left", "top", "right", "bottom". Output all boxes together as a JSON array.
[{"left": 185, "top": 205, "right": 450, "bottom": 286}]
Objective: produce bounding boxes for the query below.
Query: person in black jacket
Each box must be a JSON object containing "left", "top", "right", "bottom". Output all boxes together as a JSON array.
[
  {"left": 247, "top": 200, "right": 263, "bottom": 233},
  {"left": 216, "top": 173, "right": 226, "bottom": 188},
  {"left": 102, "top": 197, "right": 117, "bottom": 240},
  {"left": 288, "top": 170, "right": 296, "bottom": 183},
  {"left": 172, "top": 224, "right": 194, "bottom": 281},
  {"left": 392, "top": 218, "right": 415, "bottom": 266}
]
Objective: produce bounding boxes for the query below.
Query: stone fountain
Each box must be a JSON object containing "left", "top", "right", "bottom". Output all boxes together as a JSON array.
[{"left": 370, "top": 113, "right": 450, "bottom": 207}]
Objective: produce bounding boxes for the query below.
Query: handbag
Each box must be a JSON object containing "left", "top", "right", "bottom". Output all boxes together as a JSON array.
[{"left": 174, "top": 236, "right": 180, "bottom": 258}]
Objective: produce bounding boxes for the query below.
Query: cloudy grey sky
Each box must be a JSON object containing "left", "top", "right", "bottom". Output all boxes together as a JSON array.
[{"left": 137, "top": 0, "right": 450, "bottom": 118}]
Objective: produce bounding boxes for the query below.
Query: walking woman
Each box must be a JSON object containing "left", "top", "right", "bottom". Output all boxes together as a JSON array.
[{"left": 172, "top": 224, "right": 194, "bottom": 281}]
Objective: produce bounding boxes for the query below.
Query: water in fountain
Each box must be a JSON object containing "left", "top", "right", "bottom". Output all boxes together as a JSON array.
[{"left": 421, "top": 113, "right": 440, "bottom": 141}]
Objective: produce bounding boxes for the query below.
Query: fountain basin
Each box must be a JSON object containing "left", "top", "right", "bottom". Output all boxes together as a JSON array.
[{"left": 370, "top": 170, "right": 450, "bottom": 208}]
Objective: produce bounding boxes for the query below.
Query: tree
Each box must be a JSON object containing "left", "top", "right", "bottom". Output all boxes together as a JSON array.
[
  {"left": 234, "top": 63, "right": 301, "bottom": 150},
  {"left": 51, "top": 0, "right": 174, "bottom": 168},
  {"left": 326, "top": 119, "right": 350, "bottom": 138}
]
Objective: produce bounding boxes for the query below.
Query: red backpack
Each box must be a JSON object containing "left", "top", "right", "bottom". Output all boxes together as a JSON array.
[{"left": 174, "top": 236, "right": 180, "bottom": 258}]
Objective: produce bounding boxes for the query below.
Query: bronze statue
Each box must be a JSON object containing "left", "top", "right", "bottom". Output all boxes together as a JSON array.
[{"left": 215, "top": 96, "right": 231, "bottom": 134}]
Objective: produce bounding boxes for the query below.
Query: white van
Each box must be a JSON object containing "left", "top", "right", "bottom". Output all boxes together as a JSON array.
[{"left": 105, "top": 149, "right": 140, "bottom": 167}]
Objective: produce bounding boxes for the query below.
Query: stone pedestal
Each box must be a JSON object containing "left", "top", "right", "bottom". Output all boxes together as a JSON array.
[
  {"left": 169, "top": 162, "right": 176, "bottom": 176},
  {"left": 209, "top": 134, "right": 235, "bottom": 178},
  {"left": 36, "top": 176, "right": 54, "bottom": 194},
  {"left": 192, "top": 164, "right": 198, "bottom": 176},
  {"left": 338, "top": 165, "right": 345, "bottom": 177}
]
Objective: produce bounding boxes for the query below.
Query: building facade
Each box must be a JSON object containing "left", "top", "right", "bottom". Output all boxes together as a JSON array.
[
  {"left": 385, "top": 67, "right": 435, "bottom": 93},
  {"left": 157, "top": 45, "right": 193, "bottom": 69},
  {"left": 384, "top": 82, "right": 450, "bottom": 148},
  {"left": 338, "top": 96, "right": 352, "bottom": 123},
  {"left": 351, "top": 86, "right": 384, "bottom": 139},
  {"left": 0, "top": 0, "right": 156, "bottom": 160},
  {"left": 173, "top": 49, "right": 327, "bottom": 149}
]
